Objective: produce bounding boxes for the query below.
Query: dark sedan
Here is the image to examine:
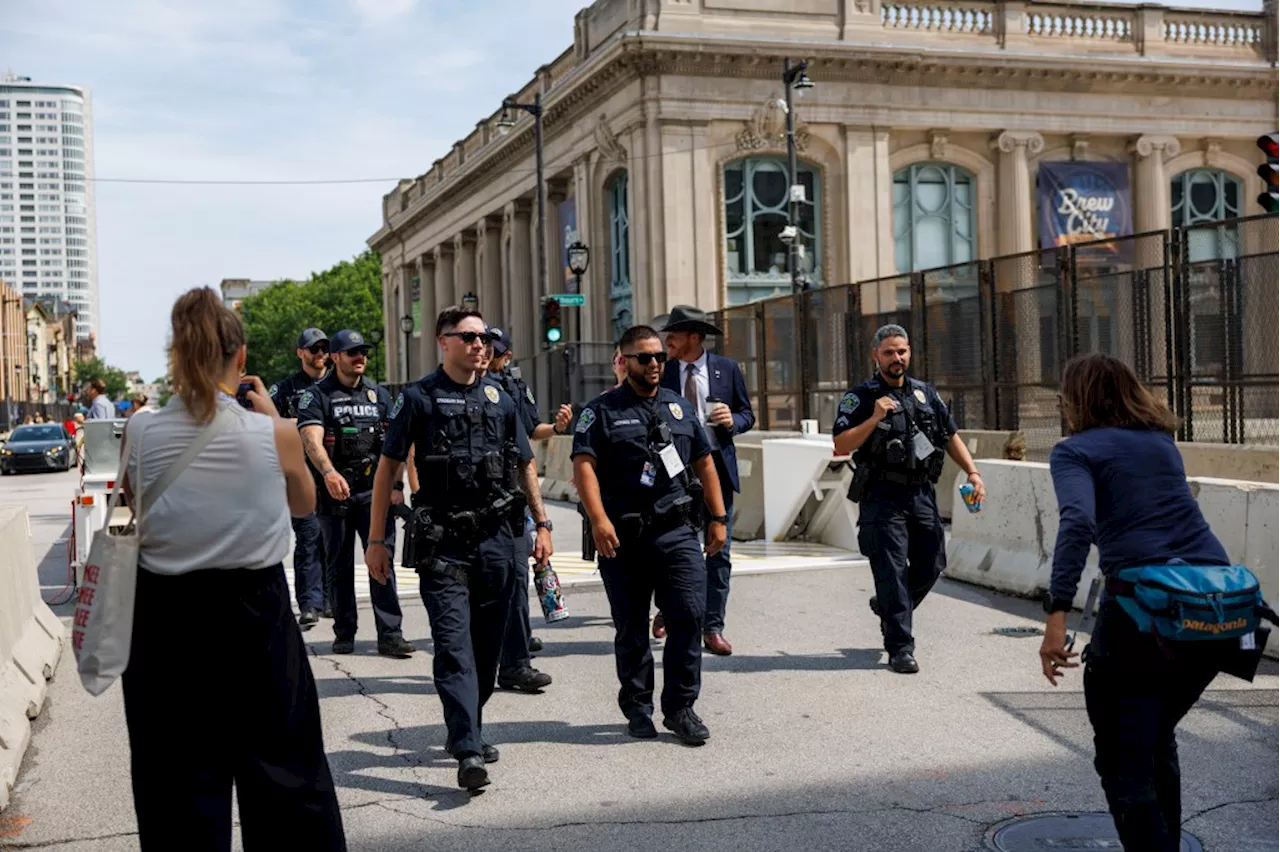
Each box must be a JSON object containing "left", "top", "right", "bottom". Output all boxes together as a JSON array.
[{"left": 1, "top": 424, "right": 77, "bottom": 474}]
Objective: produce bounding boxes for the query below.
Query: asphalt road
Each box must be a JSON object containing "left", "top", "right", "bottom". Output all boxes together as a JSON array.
[{"left": 3, "top": 469, "right": 1277, "bottom": 851}]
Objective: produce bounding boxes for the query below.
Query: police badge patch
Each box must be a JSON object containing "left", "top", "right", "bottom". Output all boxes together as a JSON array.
[
  {"left": 668, "top": 402, "right": 684, "bottom": 420},
  {"left": 390, "top": 393, "right": 404, "bottom": 419},
  {"left": 575, "top": 408, "right": 596, "bottom": 434},
  {"left": 838, "top": 392, "right": 858, "bottom": 414},
  {"left": 914, "top": 389, "right": 927, "bottom": 404},
  {"left": 367, "top": 389, "right": 377, "bottom": 403},
  {"left": 268, "top": 383, "right": 278, "bottom": 398},
  {"left": 484, "top": 385, "right": 500, "bottom": 404},
  {"left": 298, "top": 391, "right": 313, "bottom": 410},
  {"left": 526, "top": 387, "right": 535, "bottom": 405}
]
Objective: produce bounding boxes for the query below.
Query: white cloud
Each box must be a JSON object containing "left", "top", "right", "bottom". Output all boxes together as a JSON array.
[{"left": 350, "top": 0, "right": 417, "bottom": 26}]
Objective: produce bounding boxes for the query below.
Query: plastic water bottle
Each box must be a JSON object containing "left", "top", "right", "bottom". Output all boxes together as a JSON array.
[
  {"left": 959, "top": 483, "right": 982, "bottom": 514},
  {"left": 533, "top": 563, "right": 569, "bottom": 622}
]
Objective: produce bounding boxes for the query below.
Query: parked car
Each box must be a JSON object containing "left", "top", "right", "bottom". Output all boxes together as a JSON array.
[{"left": 1, "top": 423, "right": 78, "bottom": 474}]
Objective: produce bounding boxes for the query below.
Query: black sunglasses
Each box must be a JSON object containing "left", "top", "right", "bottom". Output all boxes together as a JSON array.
[
  {"left": 623, "top": 352, "right": 668, "bottom": 366},
  {"left": 444, "top": 331, "right": 495, "bottom": 345},
  {"left": 342, "top": 347, "right": 370, "bottom": 358},
  {"left": 306, "top": 343, "right": 328, "bottom": 354}
]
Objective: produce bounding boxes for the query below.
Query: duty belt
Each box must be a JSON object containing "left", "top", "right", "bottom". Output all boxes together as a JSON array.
[{"left": 877, "top": 470, "right": 931, "bottom": 486}]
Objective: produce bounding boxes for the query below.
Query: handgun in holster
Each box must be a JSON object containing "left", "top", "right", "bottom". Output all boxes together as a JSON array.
[
  {"left": 397, "top": 504, "right": 444, "bottom": 570},
  {"left": 847, "top": 421, "right": 891, "bottom": 503},
  {"left": 578, "top": 503, "right": 597, "bottom": 562}
]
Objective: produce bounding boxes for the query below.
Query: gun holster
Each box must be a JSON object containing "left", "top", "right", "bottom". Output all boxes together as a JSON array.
[
  {"left": 847, "top": 461, "right": 872, "bottom": 503},
  {"left": 399, "top": 506, "right": 444, "bottom": 570},
  {"left": 578, "top": 503, "right": 597, "bottom": 562}
]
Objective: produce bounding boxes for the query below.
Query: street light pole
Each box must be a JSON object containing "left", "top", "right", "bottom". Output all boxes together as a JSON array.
[
  {"left": 781, "top": 59, "right": 814, "bottom": 294},
  {"left": 498, "top": 93, "right": 548, "bottom": 342}
]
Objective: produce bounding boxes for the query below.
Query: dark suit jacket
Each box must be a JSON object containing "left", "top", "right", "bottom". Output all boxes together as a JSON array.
[{"left": 662, "top": 352, "right": 755, "bottom": 493}]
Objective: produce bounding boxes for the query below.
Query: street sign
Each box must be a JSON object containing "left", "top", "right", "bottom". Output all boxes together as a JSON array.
[{"left": 551, "top": 293, "right": 585, "bottom": 307}]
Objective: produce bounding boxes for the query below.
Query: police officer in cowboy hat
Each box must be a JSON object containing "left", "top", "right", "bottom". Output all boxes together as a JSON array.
[{"left": 654, "top": 306, "right": 755, "bottom": 656}]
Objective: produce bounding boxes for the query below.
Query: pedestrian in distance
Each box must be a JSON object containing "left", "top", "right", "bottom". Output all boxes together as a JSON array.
[
  {"left": 572, "top": 324, "right": 728, "bottom": 746},
  {"left": 833, "top": 324, "right": 984, "bottom": 674},
  {"left": 119, "top": 286, "right": 346, "bottom": 850},
  {"left": 366, "top": 307, "right": 553, "bottom": 790}
]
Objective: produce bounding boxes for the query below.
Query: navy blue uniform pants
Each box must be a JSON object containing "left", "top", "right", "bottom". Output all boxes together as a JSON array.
[
  {"left": 1083, "top": 603, "right": 1223, "bottom": 851},
  {"left": 318, "top": 502, "right": 404, "bottom": 644},
  {"left": 599, "top": 523, "right": 706, "bottom": 719},
  {"left": 290, "top": 512, "right": 325, "bottom": 613},
  {"left": 704, "top": 485, "right": 735, "bottom": 635},
  {"left": 420, "top": 533, "right": 516, "bottom": 758},
  {"left": 122, "top": 565, "right": 346, "bottom": 851},
  {"left": 856, "top": 482, "right": 945, "bottom": 654},
  {"left": 498, "top": 515, "right": 535, "bottom": 676}
]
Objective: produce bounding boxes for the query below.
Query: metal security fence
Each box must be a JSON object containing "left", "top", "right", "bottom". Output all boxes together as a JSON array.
[{"left": 708, "top": 213, "right": 1278, "bottom": 459}]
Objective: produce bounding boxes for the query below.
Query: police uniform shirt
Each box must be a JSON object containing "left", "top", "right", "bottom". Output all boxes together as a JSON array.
[
  {"left": 832, "top": 376, "right": 958, "bottom": 448},
  {"left": 488, "top": 369, "right": 540, "bottom": 439},
  {"left": 570, "top": 383, "right": 711, "bottom": 520},
  {"left": 295, "top": 373, "right": 394, "bottom": 495},
  {"left": 270, "top": 369, "right": 324, "bottom": 419},
  {"left": 383, "top": 367, "right": 535, "bottom": 502}
]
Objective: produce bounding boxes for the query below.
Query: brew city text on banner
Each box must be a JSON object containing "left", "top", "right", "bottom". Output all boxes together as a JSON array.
[{"left": 1037, "top": 162, "right": 1133, "bottom": 262}]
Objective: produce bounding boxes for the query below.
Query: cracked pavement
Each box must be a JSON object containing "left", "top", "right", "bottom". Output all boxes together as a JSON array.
[{"left": 4, "top": 475, "right": 1278, "bottom": 850}]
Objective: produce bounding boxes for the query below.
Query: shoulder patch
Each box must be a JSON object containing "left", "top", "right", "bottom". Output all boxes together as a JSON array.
[
  {"left": 390, "top": 393, "right": 404, "bottom": 419},
  {"left": 914, "top": 388, "right": 927, "bottom": 405},
  {"left": 668, "top": 402, "right": 684, "bottom": 421},
  {"left": 575, "top": 407, "right": 596, "bottom": 434},
  {"left": 526, "top": 386, "right": 536, "bottom": 405},
  {"left": 268, "top": 383, "right": 279, "bottom": 398},
  {"left": 298, "top": 390, "right": 314, "bottom": 410},
  {"left": 838, "top": 392, "right": 859, "bottom": 414},
  {"left": 484, "top": 385, "right": 500, "bottom": 404}
]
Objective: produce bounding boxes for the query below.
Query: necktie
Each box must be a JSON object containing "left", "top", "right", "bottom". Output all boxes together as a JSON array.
[{"left": 684, "top": 363, "right": 699, "bottom": 414}]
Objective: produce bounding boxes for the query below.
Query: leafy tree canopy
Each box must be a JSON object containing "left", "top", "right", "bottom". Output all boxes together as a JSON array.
[{"left": 72, "top": 356, "right": 130, "bottom": 400}]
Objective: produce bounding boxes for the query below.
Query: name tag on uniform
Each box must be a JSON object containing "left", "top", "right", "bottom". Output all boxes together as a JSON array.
[
  {"left": 640, "top": 461, "right": 656, "bottom": 488},
  {"left": 913, "top": 431, "right": 935, "bottom": 461},
  {"left": 659, "top": 444, "right": 685, "bottom": 479}
]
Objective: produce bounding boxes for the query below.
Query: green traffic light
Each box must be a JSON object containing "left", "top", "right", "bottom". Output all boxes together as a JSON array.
[{"left": 546, "top": 327, "right": 562, "bottom": 343}]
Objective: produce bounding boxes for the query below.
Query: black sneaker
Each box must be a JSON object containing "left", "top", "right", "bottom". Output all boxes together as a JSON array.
[
  {"left": 528, "top": 636, "right": 544, "bottom": 654},
  {"left": 332, "top": 638, "right": 355, "bottom": 655},
  {"left": 662, "top": 707, "right": 709, "bottom": 746},
  {"left": 481, "top": 743, "right": 500, "bottom": 764},
  {"left": 377, "top": 636, "right": 416, "bottom": 658},
  {"left": 321, "top": 607, "right": 334, "bottom": 620},
  {"left": 299, "top": 609, "right": 320, "bottom": 628},
  {"left": 457, "top": 756, "right": 490, "bottom": 790},
  {"left": 627, "top": 715, "right": 658, "bottom": 739},
  {"left": 889, "top": 650, "right": 919, "bottom": 674},
  {"left": 869, "top": 596, "right": 882, "bottom": 617},
  {"left": 497, "top": 667, "right": 552, "bottom": 692}
]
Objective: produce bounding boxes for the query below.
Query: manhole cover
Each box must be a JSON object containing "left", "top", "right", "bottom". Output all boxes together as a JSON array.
[
  {"left": 985, "top": 812, "right": 1203, "bottom": 850},
  {"left": 991, "top": 626, "right": 1043, "bottom": 637}
]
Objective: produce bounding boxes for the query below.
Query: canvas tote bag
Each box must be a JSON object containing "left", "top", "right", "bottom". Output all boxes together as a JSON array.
[{"left": 73, "top": 407, "right": 234, "bottom": 695}]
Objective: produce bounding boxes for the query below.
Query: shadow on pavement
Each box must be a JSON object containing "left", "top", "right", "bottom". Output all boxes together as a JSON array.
[{"left": 706, "top": 647, "right": 885, "bottom": 673}]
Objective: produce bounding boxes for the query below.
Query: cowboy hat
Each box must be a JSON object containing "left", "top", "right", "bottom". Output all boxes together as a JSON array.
[{"left": 660, "top": 305, "right": 723, "bottom": 337}]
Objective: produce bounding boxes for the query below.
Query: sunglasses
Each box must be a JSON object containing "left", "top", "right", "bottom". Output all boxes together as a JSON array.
[
  {"left": 623, "top": 352, "right": 668, "bottom": 366},
  {"left": 342, "top": 348, "right": 370, "bottom": 358},
  {"left": 444, "top": 331, "right": 495, "bottom": 345},
  {"left": 306, "top": 344, "right": 328, "bottom": 354}
]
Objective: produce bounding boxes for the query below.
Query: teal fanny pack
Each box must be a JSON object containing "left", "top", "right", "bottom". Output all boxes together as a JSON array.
[{"left": 1110, "top": 562, "right": 1278, "bottom": 642}]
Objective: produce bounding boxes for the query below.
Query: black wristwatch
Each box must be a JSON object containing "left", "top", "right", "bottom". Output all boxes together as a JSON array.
[
  {"left": 392, "top": 482, "right": 404, "bottom": 492},
  {"left": 535, "top": 520, "right": 554, "bottom": 532},
  {"left": 708, "top": 514, "right": 729, "bottom": 525}
]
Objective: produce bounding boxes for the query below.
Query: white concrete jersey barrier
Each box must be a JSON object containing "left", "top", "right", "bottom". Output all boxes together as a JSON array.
[
  {"left": 946, "top": 460, "right": 1279, "bottom": 658},
  {"left": 0, "top": 505, "right": 64, "bottom": 810}
]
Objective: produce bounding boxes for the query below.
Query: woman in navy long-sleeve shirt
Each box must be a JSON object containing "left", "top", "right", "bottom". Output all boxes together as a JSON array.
[{"left": 1039, "top": 353, "right": 1231, "bottom": 852}]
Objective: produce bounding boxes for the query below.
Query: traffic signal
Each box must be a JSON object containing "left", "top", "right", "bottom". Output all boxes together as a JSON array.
[
  {"left": 540, "top": 297, "right": 562, "bottom": 347},
  {"left": 1258, "top": 133, "right": 1278, "bottom": 213}
]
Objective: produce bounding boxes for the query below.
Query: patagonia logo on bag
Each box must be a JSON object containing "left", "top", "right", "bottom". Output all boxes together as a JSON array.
[{"left": 1113, "top": 562, "right": 1271, "bottom": 642}]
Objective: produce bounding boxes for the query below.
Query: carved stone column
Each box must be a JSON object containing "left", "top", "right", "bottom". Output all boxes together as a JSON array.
[
  {"left": 1130, "top": 135, "right": 1181, "bottom": 234},
  {"left": 433, "top": 244, "right": 455, "bottom": 322},
  {"left": 453, "top": 231, "right": 477, "bottom": 305},
  {"left": 506, "top": 200, "right": 534, "bottom": 358},
  {"left": 419, "top": 254, "right": 437, "bottom": 373},
  {"left": 383, "top": 270, "right": 399, "bottom": 381},
  {"left": 478, "top": 216, "right": 503, "bottom": 324},
  {"left": 993, "top": 130, "right": 1044, "bottom": 257}
]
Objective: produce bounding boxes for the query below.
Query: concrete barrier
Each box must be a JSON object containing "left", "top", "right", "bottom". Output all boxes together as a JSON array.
[
  {"left": 0, "top": 505, "right": 64, "bottom": 810},
  {"left": 946, "top": 460, "right": 1279, "bottom": 657},
  {"left": 940, "top": 430, "right": 1023, "bottom": 520},
  {"left": 1177, "top": 442, "right": 1279, "bottom": 484}
]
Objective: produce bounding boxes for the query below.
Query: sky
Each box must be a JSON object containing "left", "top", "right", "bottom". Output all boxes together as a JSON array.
[{"left": 0, "top": 0, "right": 1264, "bottom": 380}]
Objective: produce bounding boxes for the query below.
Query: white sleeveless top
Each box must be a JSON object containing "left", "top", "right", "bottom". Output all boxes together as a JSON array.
[{"left": 127, "top": 396, "right": 292, "bottom": 575}]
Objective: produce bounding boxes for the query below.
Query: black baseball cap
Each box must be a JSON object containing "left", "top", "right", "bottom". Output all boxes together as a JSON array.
[
  {"left": 297, "top": 328, "right": 328, "bottom": 350},
  {"left": 489, "top": 326, "right": 512, "bottom": 356},
  {"left": 330, "top": 329, "right": 371, "bottom": 355}
]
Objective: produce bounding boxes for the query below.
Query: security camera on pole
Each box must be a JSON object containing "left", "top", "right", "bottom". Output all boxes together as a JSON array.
[{"left": 782, "top": 58, "right": 815, "bottom": 294}]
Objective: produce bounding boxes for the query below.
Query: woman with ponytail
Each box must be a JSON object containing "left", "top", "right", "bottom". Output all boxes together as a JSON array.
[{"left": 121, "top": 287, "right": 346, "bottom": 850}]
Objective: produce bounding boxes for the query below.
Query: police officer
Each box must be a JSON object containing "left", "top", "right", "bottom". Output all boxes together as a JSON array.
[
  {"left": 572, "top": 324, "right": 727, "bottom": 746},
  {"left": 271, "top": 327, "right": 331, "bottom": 624},
  {"left": 487, "top": 327, "right": 573, "bottom": 692},
  {"left": 297, "top": 329, "right": 416, "bottom": 659},
  {"left": 833, "top": 324, "right": 985, "bottom": 674},
  {"left": 365, "top": 307, "right": 552, "bottom": 791}
]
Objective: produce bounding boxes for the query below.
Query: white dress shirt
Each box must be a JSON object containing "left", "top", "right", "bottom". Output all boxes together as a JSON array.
[{"left": 680, "top": 350, "right": 718, "bottom": 449}]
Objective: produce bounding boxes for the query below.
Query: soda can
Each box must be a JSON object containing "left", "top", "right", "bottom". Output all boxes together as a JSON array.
[
  {"left": 533, "top": 562, "right": 569, "bottom": 622},
  {"left": 959, "top": 483, "right": 982, "bottom": 514}
]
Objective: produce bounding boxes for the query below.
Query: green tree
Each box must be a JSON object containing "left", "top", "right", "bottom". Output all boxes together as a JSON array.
[
  {"left": 241, "top": 251, "right": 386, "bottom": 384},
  {"left": 72, "top": 356, "right": 130, "bottom": 400}
]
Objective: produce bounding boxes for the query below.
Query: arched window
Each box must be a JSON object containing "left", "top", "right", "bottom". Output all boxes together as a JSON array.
[
  {"left": 723, "top": 157, "right": 821, "bottom": 305},
  {"left": 1171, "top": 168, "right": 1243, "bottom": 261},
  {"left": 607, "top": 172, "right": 632, "bottom": 341},
  {"left": 892, "top": 163, "right": 977, "bottom": 273}
]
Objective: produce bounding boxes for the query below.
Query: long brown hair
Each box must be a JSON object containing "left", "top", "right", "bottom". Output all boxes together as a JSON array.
[
  {"left": 1060, "top": 353, "right": 1178, "bottom": 435},
  {"left": 168, "top": 288, "right": 245, "bottom": 424}
]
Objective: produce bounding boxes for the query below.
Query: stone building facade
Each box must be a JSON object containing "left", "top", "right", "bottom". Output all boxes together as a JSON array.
[{"left": 370, "top": 0, "right": 1278, "bottom": 383}]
